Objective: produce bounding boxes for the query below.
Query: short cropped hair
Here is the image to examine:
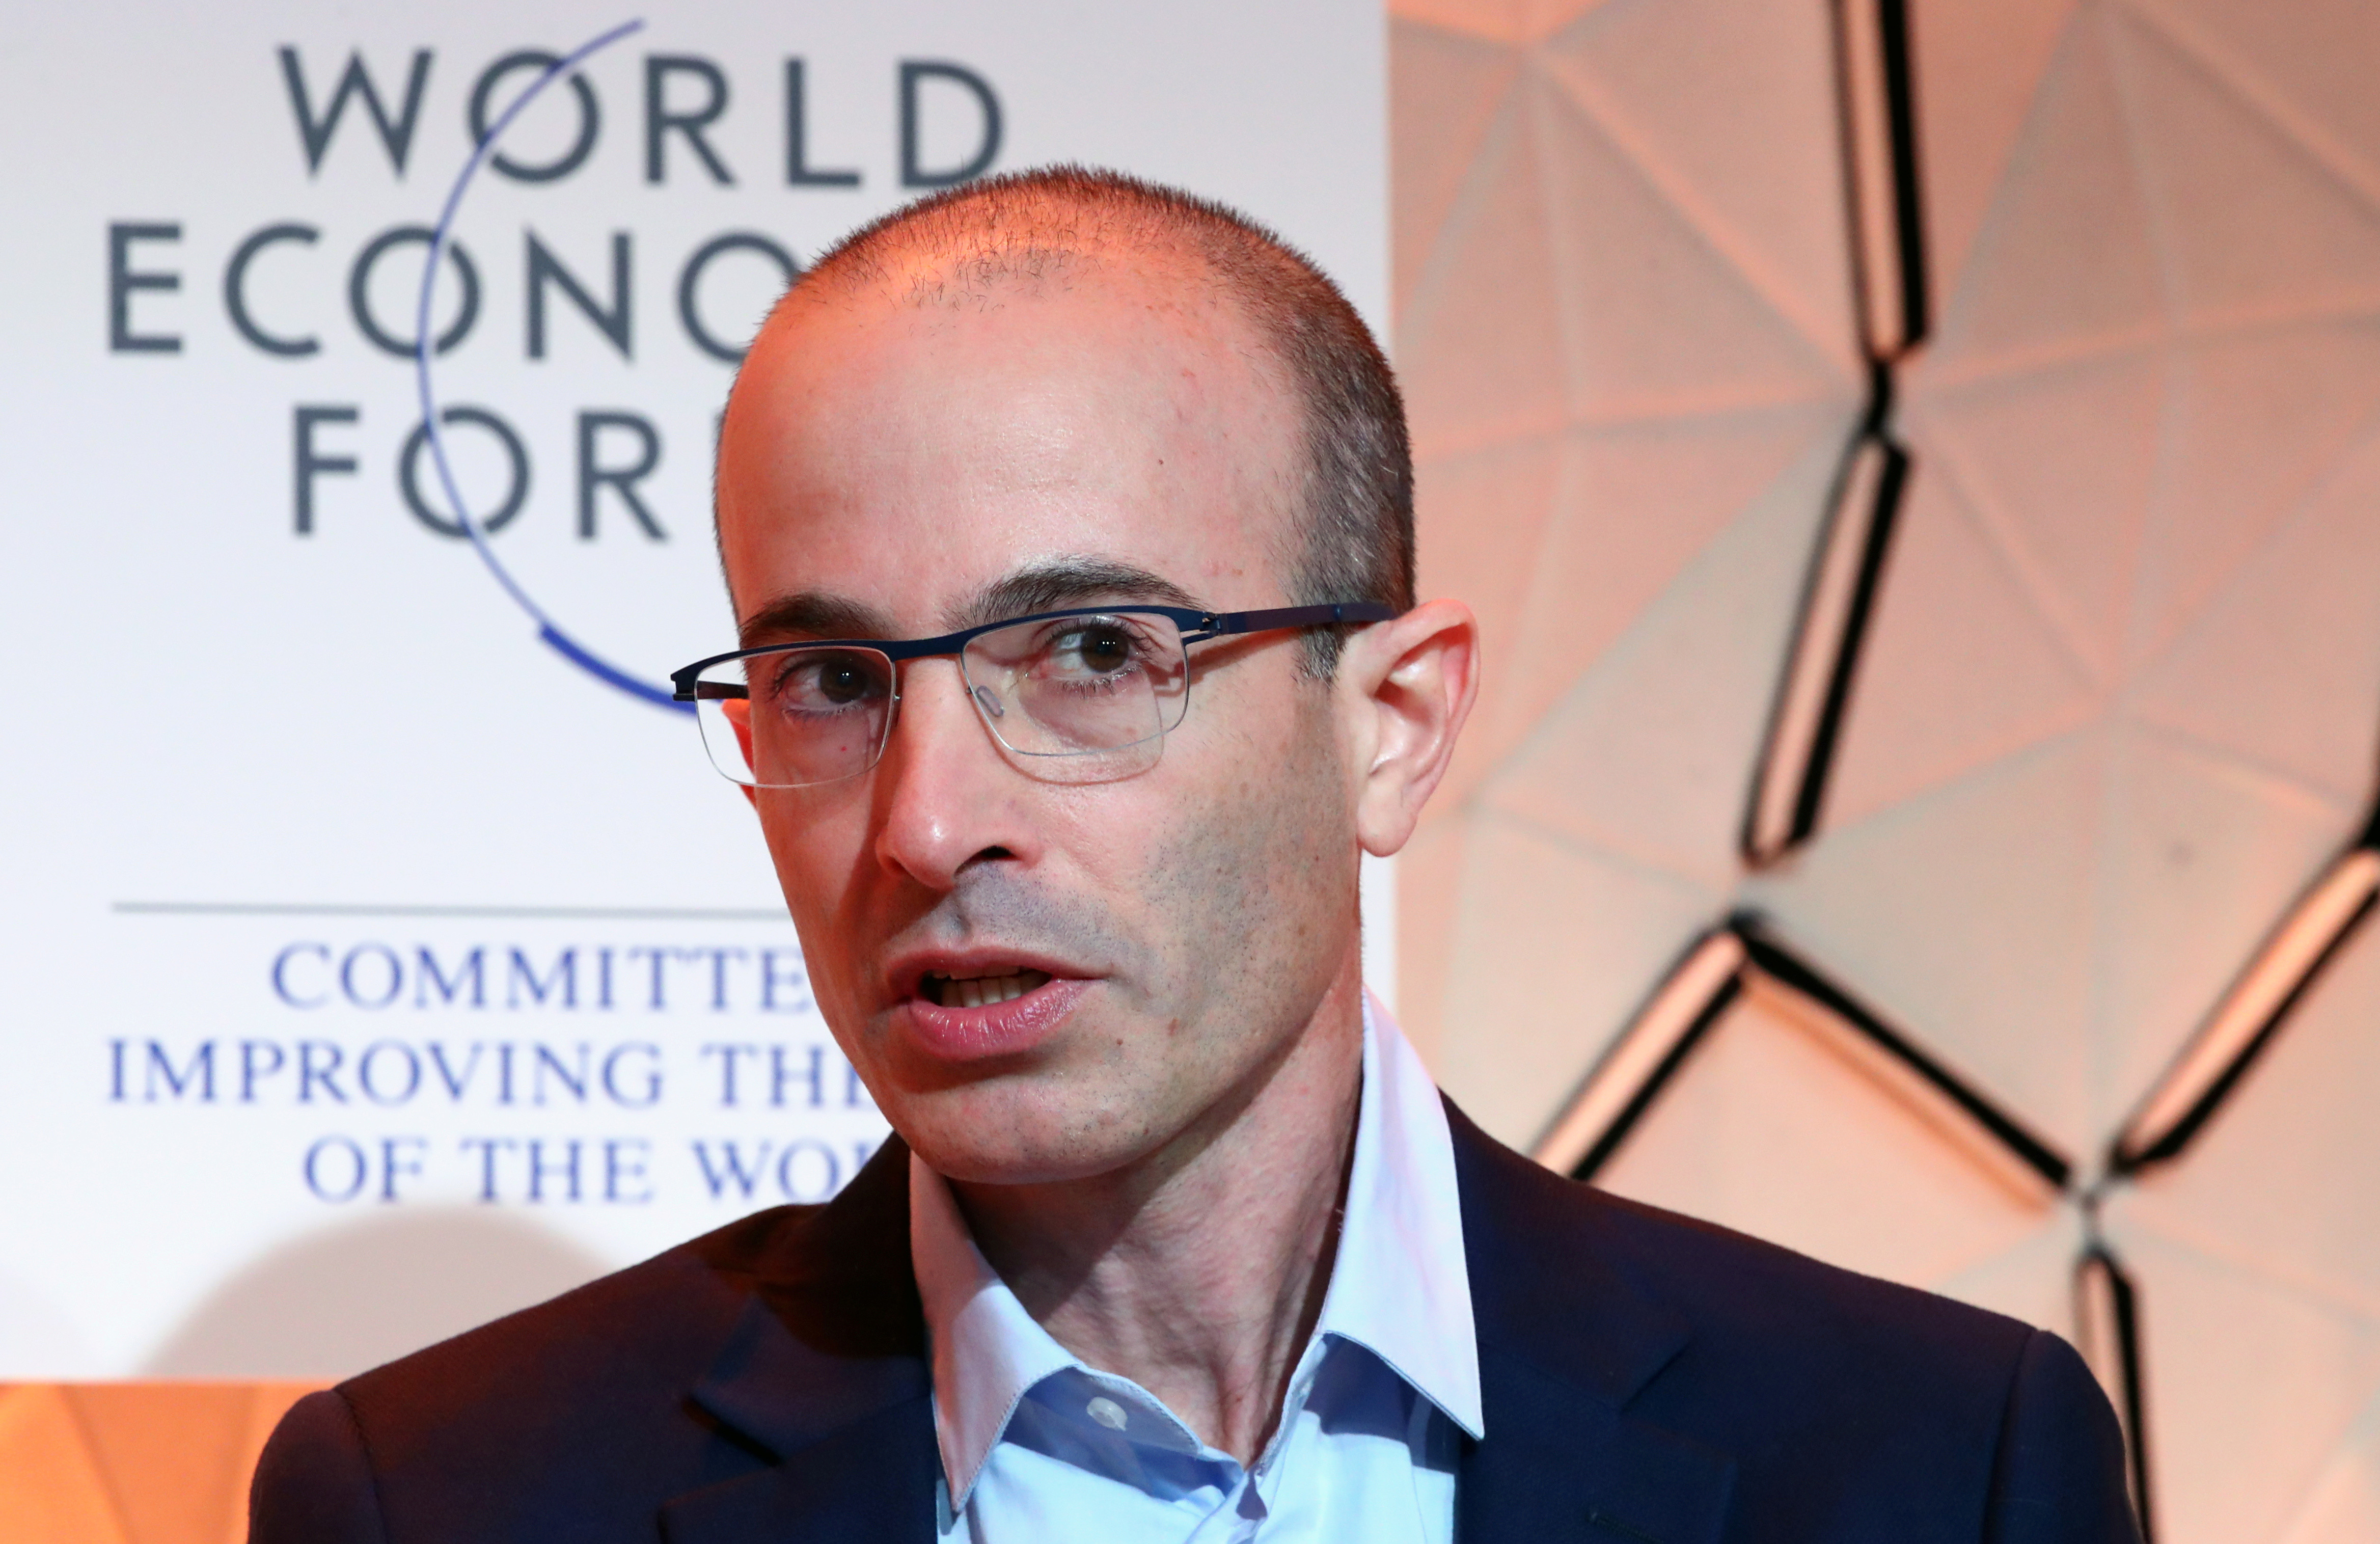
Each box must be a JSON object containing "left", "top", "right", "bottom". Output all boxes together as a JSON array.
[{"left": 783, "top": 166, "right": 1414, "bottom": 671}]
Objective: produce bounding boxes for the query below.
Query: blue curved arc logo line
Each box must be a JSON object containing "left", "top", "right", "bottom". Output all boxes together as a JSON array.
[{"left": 411, "top": 18, "right": 694, "bottom": 715}]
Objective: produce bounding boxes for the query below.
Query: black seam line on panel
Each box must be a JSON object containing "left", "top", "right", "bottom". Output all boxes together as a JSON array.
[
  {"left": 2085, "top": 695, "right": 2380, "bottom": 1521},
  {"left": 1862, "top": 355, "right": 1895, "bottom": 434},
  {"left": 1728, "top": 914, "right": 2075, "bottom": 1190},
  {"left": 112, "top": 902, "right": 793, "bottom": 922},
  {"left": 1874, "top": 0, "right": 1931, "bottom": 348},
  {"left": 1826, "top": 0, "right": 1886, "bottom": 365},
  {"left": 1738, "top": 428, "right": 1864, "bottom": 864},
  {"left": 1788, "top": 440, "right": 1909, "bottom": 848},
  {"left": 1825, "top": 0, "right": 1929, "bottom": 364},
  {"left": 2079, "top": 1244, "right": 2155, "bottom": 1544},
  {"left": 1735, "top": 426, "right": 1906, "bottom": 864},
  {"left": 2108, "top": 866, "right": 2380, "bottom": 1176},
  {"left": 1740, "top": 0, "right": 1927, "bottom": 868},
  {"left": 1569, "top": 970, "right": 1745, "bottom": 1184}
]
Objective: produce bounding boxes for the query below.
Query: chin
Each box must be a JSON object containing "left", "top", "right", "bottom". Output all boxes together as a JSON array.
[{"left": 891, "top": 1083, "right": 1164, "bottom": 1188}]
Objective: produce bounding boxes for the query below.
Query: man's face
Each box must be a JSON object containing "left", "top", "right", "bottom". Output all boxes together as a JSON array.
[{"left": 715, "top": 259, "right": 1362, "bottom": 1186}]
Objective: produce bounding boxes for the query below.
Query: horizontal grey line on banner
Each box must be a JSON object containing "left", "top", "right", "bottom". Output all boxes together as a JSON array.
[{"left": 112, "top": 902, "right": 793, "bottom": 922}]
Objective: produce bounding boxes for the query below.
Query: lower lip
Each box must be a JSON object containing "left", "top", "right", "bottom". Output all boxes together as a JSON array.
[{"left": 900, "top": 976, "right": 1093, "bottom": 1062}]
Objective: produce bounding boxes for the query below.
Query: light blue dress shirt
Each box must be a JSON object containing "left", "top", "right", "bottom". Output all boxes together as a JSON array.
[{"left": 909, "top": 994, "right": 1484, "bottom": 1543}]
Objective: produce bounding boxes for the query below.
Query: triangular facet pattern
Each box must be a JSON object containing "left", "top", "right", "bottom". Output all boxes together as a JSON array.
[
  {"left": 1392, "top": 21, "right": 1525, "bottom": 317},
  {"left": 1914, "top": 351, "right": 2165, "bottom": 686},
  {"left": 1435, "top": 812, "right": 1722, "bottom": 1143},
  {"left": 1928, "top": 11, "right": 2166, "bottom": 370},
  {"left": 2115, "top": 4, "right": 2380, "bottom": 327},
  {"left": 1817, "top": 464, "right": 2104, "bottom": 830},
  {"left": 1493, "top": 410, "right": 1840, "bottom": 751},
  {"left": 2121, "top": 919, "right": 2380, "bottom": 1329},
  {"left": 1538, "top": 0, "right": 1859, "bottom": 365},
  {"left": 1398, "top": 97, "right": 1568, "bottom": 456},
  {"left": 2128, "top": 420, "right": 2380, "bottom": 804},
  {"left": 2130, "top": 323, "right": 2380, "bottom": 667},
  {"left": 2093, "top": 722, "right": 2364, "bottom": 1125},
  {"left": 2274, "top": 1392, "right": 2380, "bottom": 1544},
  {"left": 1394, "top": 5, "right": 2380, "bottom": 1538},
  {"left": 1483, "top": 418, "right": 1843, "bottom": 884},
  {"left": 1417, "top": 436, "right": 1565, "bottom": 807},
  {"left": 2145, "top": 0, "right": 2380, "bottom": 196},
  {"left": 1535, "top": 77, "right": 1850, "bottom": 420},
  {"left": 1755, "top": 732, "right": 2108, "bottom": 1154},
  {"left": 2103, "top": 1218, "right": 2380, "bottom": 1544},
  {"left": 1909, "top": 0, "right": 2083, "bottom": 310}
]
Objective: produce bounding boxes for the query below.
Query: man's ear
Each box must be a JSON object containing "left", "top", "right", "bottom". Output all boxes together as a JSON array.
[{"left": 1338, "top": 599, "right": 1480, "bottom": 858}]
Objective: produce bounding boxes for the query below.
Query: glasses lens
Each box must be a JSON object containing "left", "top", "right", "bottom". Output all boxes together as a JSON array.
[
  {"left": 962, "top": 612, "right": 1189, "bottom": 763},
  {"left": 693, "top": 646, "right": 896, "bottom": 787}
]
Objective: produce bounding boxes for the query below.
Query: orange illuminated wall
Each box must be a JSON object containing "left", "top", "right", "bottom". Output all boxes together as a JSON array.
[{"left": 0, "top": 1386, "right": 317, "bottom": 1543}]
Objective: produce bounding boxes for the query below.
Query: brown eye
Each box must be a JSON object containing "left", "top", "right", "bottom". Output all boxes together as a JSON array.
[
  {"left": 1071, "top": 625, "right": 1134, "bottom": 674},
  {"left": 769, "top": 649, "right": 891, "bottom": 713},
  {"left": 816, "top": 660, "right": 870, "bottom": 703}
]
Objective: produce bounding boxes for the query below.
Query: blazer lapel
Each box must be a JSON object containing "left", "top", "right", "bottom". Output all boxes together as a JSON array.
[
  {"left": 1448, "top": 1101, "right": 1737, "bottom": 1544},
  {"left": 660, "top": 1396, "right": 938, "bottom": 1544},
  {"left": 663, "top": 1139, "right": 939, "bottom": 1544}
]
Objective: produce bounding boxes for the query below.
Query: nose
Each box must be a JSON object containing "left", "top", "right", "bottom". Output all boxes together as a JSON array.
[{"left": 871, "top": 656, "right": 1038, "bottom": 890}]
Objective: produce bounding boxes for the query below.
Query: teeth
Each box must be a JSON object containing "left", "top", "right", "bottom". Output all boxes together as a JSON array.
[{"left": 925, "top": 968, "right": 1052, "bottom": 1007}]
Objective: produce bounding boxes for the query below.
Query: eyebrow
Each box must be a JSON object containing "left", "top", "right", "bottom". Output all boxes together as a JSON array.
[
  {"left": 737, "top": 557, "right": 1207, "bottom": 649},
  {"left": 736, "top": 592, "right": 897, "bottom": 649},
  {"left": 949, "top": 557, "right": 1204, "bottom": 631}
]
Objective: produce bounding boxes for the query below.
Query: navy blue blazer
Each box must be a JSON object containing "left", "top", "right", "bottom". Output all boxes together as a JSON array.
[{"left": 250, "top": 1103, "right": 2139, "bottom": 1543}]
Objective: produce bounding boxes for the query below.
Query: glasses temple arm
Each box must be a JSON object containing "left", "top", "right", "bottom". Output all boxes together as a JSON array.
[{"left": 1192, "top": 602, "right": 1398, "bottom": 640}]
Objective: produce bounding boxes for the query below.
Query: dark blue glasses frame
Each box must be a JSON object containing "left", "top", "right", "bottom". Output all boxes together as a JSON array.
[{"left": 670, "top": 601, "right": 1397, "bottom": 701}]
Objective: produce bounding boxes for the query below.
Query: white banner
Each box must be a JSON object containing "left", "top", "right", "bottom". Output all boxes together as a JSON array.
[{"left": 0, "top": 0, "right": 1386, "bottom": 1377}]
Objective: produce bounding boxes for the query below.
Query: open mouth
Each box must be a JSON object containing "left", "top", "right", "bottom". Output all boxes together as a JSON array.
[{"left": 921, "top": 967, "right": 1054, "bottom": 1008}]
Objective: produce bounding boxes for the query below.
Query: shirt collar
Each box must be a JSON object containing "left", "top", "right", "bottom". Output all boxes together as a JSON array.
[
  {"left": 1315, "top": 990, "right": 1484, "bottom": 1439},
  {"left": 907, "top": 990, "right": 1483, "bottom": 1508},
  {"left": 908, "top": 1150, "right": 1074, "bottom": 1510}
]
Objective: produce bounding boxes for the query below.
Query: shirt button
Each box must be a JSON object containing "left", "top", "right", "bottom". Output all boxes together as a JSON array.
[{"left": 1086, "top": 1396, "right": 1128, "bottom": 1430}]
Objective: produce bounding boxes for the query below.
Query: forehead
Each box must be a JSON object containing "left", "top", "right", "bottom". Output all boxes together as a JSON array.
[{"left": 714, "top": 256, "right": 1302, "bottom": 634}]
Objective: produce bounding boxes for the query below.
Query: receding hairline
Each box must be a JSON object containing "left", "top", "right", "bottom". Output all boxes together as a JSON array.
[
  {"left": 758, "top": 231, "right": 1257, "bottom": 361},
  {"left": 730, "top": 176, "right": 1306, "bottom": 453},
  {"left": 779, "top": 167, "right": 1305, "bottom": 312}
]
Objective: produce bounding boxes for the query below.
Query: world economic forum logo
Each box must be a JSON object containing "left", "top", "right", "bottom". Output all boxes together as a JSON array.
[
  {"left": 406, "top": 19, "right": 1003, "bottom": 717},
  {"left": 413, "top": 20, "right": 693, "bottom": 712}
]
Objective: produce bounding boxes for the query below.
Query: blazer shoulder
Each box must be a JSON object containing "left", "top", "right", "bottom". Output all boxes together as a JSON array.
[
  {"left": 1598, "top": 1179, "right": 2032, "bottom": 1360},
  {"left": 337, "top": 1203, "right": 810, "bottom": 1428},
  {"left": 250, "top": 1389, "right": 386, "bottom": 1544},
  {"left": 249, "top": 1205, "right": 833, "bottom": 1544},
  {"left": 1449, "top": 1106, "right": 2121, "bottom": 1533},
  {"left": 1453, "top": 1100, "right": 2038, "bottom": 1407}
]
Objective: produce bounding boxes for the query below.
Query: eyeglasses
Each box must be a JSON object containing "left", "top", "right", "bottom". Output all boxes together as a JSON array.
[{"left": 671, "top": 602, "right": 1394, "bottom": 788}]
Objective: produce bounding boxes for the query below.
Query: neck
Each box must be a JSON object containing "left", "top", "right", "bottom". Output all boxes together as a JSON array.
[{"left": 948, "top": 953, "right": 1367, "bottom": 1464}]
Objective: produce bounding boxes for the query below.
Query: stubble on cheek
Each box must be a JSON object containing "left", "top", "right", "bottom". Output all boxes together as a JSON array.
[{"left": 1125, "top": 699, "right": 1355, "bottom": 1127}]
